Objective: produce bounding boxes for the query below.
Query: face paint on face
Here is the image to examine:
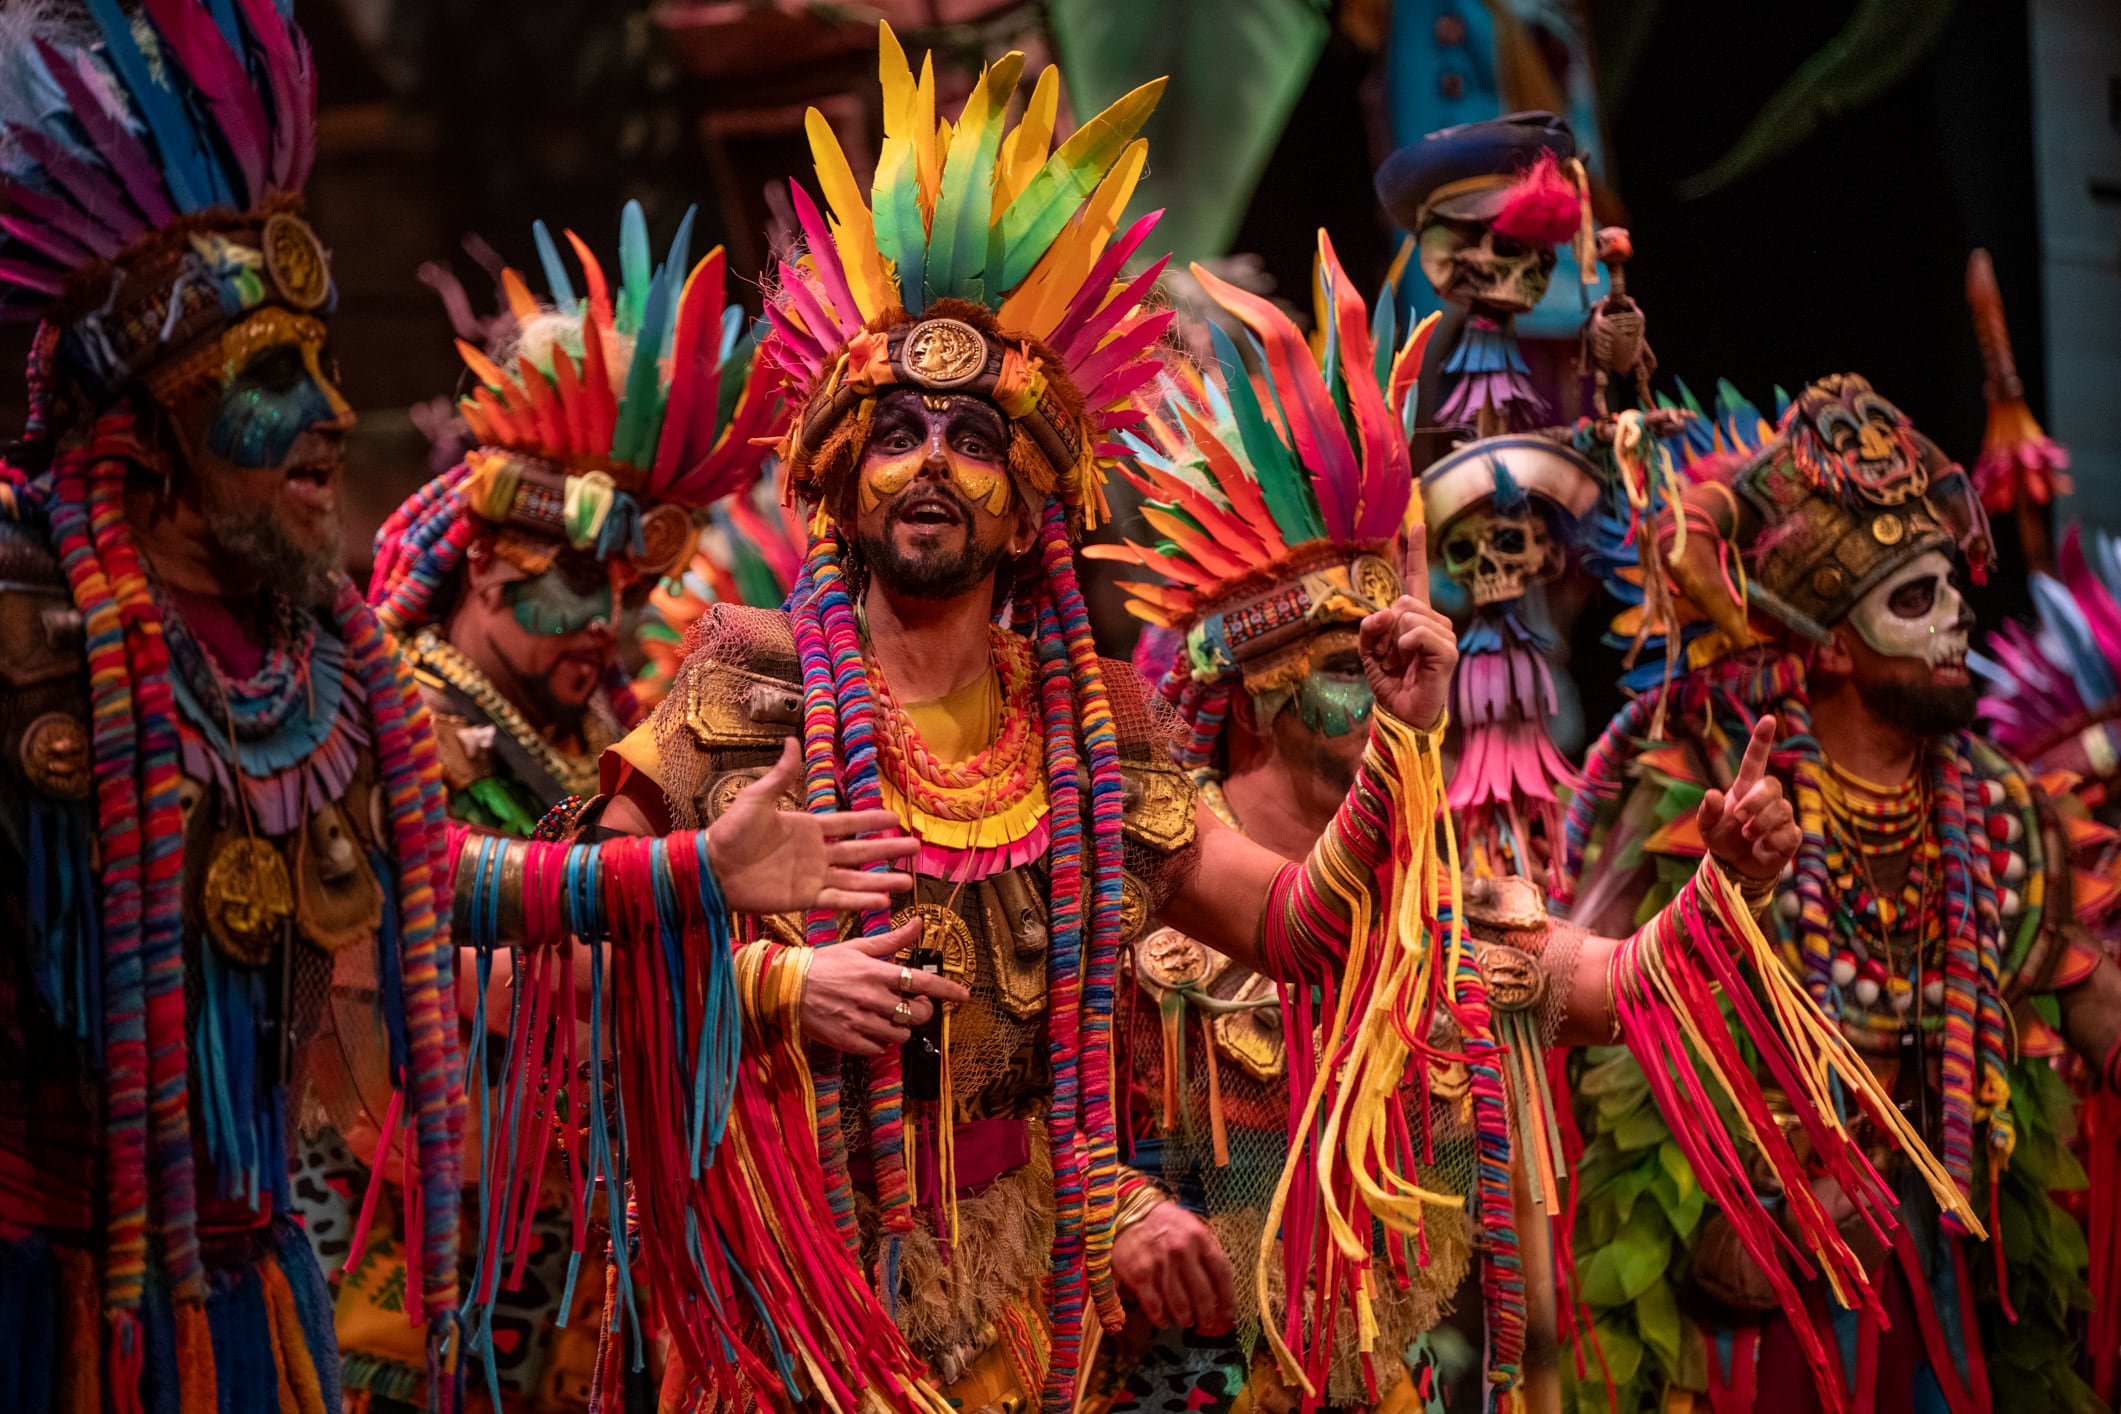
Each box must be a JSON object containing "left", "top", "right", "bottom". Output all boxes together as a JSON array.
[
  {"left": 505, "top": 559, "right": 615, "bottom": 637},
  {"left": 858, "top": 394, "right": 1014, "bottom": 517},
  {"left": 205, "top": 307, "right": 353, "bottom": 470},
  {"left": 1845, "top": 551, "right": 1969, "bottom": 673}
]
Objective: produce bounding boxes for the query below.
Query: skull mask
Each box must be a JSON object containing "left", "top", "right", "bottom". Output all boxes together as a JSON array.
[
  {"left": 1845, "top": 550, "right": 1970, "bottom": 670},
  {"left": 1440, "top": 507, "right": 1558, "bottom": 606},
  {"left": 1418, "top": 216, "right": 1558, "bottom": 314}
]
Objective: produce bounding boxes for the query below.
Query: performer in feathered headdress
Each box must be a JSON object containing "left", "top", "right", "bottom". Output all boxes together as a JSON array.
[
  {"left": 577, "top": 28, "right": 1487, "bottom": 1411},
  {"left": 0, "top": 0, "right": 475, "bottom": 1402},
  {"left": 366, "top": 204, "right": 785, "bottom": 836},
  {"left": 1559, "top": 376, "right": 2121, "bottom": 1414}
]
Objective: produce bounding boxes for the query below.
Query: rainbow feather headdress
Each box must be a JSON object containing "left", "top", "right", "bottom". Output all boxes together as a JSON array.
[
  {"left": 369, "top": 202, "right": 787, "bottom": 635},
  {"left": 0, "top": 0, "right": 324, "bottom": 407},
  {"left": 1084, "top": 232, "right": 1437, "bottom": 703},
  {"left": 766, "top": 24, "right": 1169, "bottom": 535}
]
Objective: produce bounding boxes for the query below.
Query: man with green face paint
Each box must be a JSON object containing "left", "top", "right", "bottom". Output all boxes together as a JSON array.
[{"left": 366, "top": 204, "right": 786, "bottom": 839}]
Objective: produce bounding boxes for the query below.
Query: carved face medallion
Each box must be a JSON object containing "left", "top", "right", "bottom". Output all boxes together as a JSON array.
[
  {"left": 900, "top": 318, "right": 988, "bottom": 388},
  {"left": 21, "top": 711, "right": 91, "bottom": 800}
]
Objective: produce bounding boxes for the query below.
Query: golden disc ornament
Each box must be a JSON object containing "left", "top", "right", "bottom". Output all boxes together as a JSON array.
[{"left": 204, "top": 835, "right": 295, "bottom": 966}]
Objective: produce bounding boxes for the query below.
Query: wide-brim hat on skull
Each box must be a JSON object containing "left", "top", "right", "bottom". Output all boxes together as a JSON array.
[
  {"left": 1375, "top": 111, "right": 1577, "bottom": 230},
  {"left": 1084, "top": 230, "right": 1436, "bottom": 699},
  {"left": 761, "top": 24, "right": 1172, "bottom": 542},
  {"left": 367, "top": 203, "right": 788, "bottom": 636},
  {"left": 0, "top": 0, "right": 329, "bottom": 415}
]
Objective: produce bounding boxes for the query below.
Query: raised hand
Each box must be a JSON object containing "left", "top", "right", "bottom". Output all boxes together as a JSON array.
[
  {"left": 1358, "top": 522, "right": 1458, "bottom": 732},
  {"left": 706, "top": 738, "right": 920, "bottom": 914},
  {"left": 1698, "top": 715, "right": 1800, "bottom": 882},
  {"left": 799, "top": 916, "right": 972, "bottom": 1056}
]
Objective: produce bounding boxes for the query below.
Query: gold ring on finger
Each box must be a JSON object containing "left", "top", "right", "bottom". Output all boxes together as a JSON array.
[
  {"left": 892, "top": 998, "right": 915, "bottom": 1027},
  {"left": 897, "top": 965, "right": 915, "bottom": 997}
]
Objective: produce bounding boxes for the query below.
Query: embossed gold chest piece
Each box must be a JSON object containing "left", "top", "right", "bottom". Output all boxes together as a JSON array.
[
  {"left": 204, "top": 835, "right": 295, "bottom": 966},
  {"left": 1137, "top": 927, "right": 1210, "bottom": 990},
  {"left": 1350, "top": 552, "right": 1402, "bottom": 610},
  {"left": 262, "top": 211, "right": 331, "bottom": 310},
  {"left": 1117, "top": 871, "right": 1151, "bottom": 943},
  {"left": 21, "top": 711, "right": 91, "bottom": 800},
  {"left": 901, "top": 318, "right": 988, "bottom": 387},
  {"left": 1479, "top": 943, "right": 1546, "bottom": 1013}
]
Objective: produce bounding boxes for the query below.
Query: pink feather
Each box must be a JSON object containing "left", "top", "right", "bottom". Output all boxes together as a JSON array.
[
  {"left": 0, "top": 212, "right": 93, "bottom": 269},
  {"left": 762, "top": 303, "right": 827, "bottom": 381},
  {"left": 0, "top": 173, "right": 121, "bottom": 260},
  {"left": 143, "top": 0, "right": 269, "bottom": 204},
  {"left": 0, "top": 257, "right": 66, "bottom": 297},
  {"left": 1318, "top": 231, "right": 1409, "bottom": 540},
  {"left": 2058, "top": 527, "right": 2121, "bottom": 665},
  {"left": 40, "top": 44, "right": 174, "bottom": 228},
  {"left": 233, "top": 0, "right": 313, "bottom": 190},
  {"left": 1047, "top": 210, "right": 1163, "bottom": 355},
  {"left": 5, "top": 130, "right": 134, "bottom": 249},
  {"left": 1491, "top": 153, "right": 1581, "bottom": 248},
  {"left": 1055, "top": 255, "right": 1169, "bottom": 369},
  {"left": 650, "top": 249, "right": 727, "bottom": 494},
  {"left": 787, "top": 181, "right": 860, "bottom": 343},
  {"left": 1070, "top": 308, "right": 1173, "bottom": 407}
]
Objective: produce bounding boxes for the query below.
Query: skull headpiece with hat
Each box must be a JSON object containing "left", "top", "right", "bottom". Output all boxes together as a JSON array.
[{"left": 1375, "top": 110, "right": 1589, "bottom": 436}]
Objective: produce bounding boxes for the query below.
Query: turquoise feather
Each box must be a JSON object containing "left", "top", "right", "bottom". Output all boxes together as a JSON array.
[
  {"left": 1210, "top": 322, "right": 1318, "bottom": 543},
  {"left": 533, "top": 220, "right": 577, "bottom": 314},
  {"left": 86, "top": 0, "right": 224, "bottom": 210},
  {"left": 618, "top": 200, "right": 650, "bottom": 334},
  {"left": 610, "top": 264, "right": 673, "bottom": 466},
  {"left": 873, "top": 148, "right": 927, "bottom": 315},
  {"left": 660, "top": 205, "right": 697, "bottom": 344},
  {"left": 1370, "top": 283, "right": 1396, "bottom": 394}
]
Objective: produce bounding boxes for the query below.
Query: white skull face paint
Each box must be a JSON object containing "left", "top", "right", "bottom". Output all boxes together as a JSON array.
[{"left": 1845, "top": 550, "right": 1969, "bottom": 669}]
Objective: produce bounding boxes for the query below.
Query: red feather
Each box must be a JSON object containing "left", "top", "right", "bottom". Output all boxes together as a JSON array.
[
  {"left": 1319, "top": 230, "right": 1410, "bottom": 540},
  {"left": 1491, "top": 152, "right": 1581, "bottom": 248},
  {"left": 1173, "top": 402, "right": 1286, "bottom": 559}
]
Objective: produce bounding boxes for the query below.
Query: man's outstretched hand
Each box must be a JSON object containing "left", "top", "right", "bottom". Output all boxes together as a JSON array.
[
  {"left": 1111, "top": 1199, "right": 1236, "bottom": 1335},
  {"left": 1359, "top": 523, "right": 1458, "bottom": 732},
  {"left": 1698, "top": 715, "right": 1800, "bottom": 883},
  {"left": 706, "top": 738, "right": 919, "bottom": 914}
]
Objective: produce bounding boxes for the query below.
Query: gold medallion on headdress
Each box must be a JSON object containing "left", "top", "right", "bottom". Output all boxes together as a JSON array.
[
  {"left": 262, "top": 211, "right": 332, "bottom": 311},
  {"left": 902, "top": 319, "right": 988, "bottom": 388}
]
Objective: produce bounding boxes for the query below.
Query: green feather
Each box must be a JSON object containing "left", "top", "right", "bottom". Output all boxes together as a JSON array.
[
  {"left": 1211, "top": 322, "right": 1319, "bottom": 543},
  {"left": 989, "top": 76, "right": 1165, "bottom": 294},
  {"left": 873, "top": 142, "right": 928, "bottom": 314},
  {"left": 925, "top": 54, "right": 1022, "bottom": 305},
  {"left": 1370, "top": 282, "right": 1397, "bottom": 395},
  {"left": 618, "top": 200, "right": 651, "bottom": 334},
  {"left": 611, "top": 264, "right": 673, "bottom": 466}
]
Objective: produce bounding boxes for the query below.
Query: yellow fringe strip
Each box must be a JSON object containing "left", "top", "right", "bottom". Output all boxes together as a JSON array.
[{"left": 1255, "top": 708, "right": 1459, "bottom": 1395}]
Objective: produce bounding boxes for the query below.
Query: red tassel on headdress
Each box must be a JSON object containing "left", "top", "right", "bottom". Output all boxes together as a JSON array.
[{"left": 1492, "top": 153, "right": 1583, "bottom": 248}]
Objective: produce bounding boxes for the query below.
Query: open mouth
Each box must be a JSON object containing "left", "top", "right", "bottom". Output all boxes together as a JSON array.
[
  {"left": 283, "top": 455, "right": 340, "bottom": 511},
  {"left": 897, "top": 494, "right": 966, "bottom": 530}
]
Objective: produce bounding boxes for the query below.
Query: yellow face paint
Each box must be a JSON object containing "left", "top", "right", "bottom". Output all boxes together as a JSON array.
[{"left": 857, "top": 443, "right": 1014, "bottom": 517}]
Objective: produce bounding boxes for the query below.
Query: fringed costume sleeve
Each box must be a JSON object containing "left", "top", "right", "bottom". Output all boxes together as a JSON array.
[
  {"left": 1249, "top": 705, "right": 1986, "bottom": 1412},
  {"left": 441, "top": 825, "right": 951, "bottom": 1412}
]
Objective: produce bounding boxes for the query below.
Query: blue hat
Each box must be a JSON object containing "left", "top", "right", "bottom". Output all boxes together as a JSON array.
[{"left": 1376, "top": 111, "right": 1576, "bottom": 230}]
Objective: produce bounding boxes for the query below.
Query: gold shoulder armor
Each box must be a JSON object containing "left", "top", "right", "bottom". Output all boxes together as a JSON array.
[{"left": 1120, "top": 758, "right": 1197, "bottom": 853}]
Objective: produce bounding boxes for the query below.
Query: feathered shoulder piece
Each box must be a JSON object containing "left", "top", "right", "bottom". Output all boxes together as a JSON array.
[
  {"left": 369, "top": 203, "right": 787, "bottom": 633},
  {"left": 765, "top": 23, "right": 1169, "bottom": 536},
  {"left": 1082, "top": 231, "right": 1435, "bottom": 688},
  {"left": 0, "top": 0, "right": 321, "bottom": 399}
]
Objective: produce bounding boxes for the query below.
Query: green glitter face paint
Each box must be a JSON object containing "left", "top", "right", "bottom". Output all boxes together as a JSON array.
[
  {"left": 1292, "top": 673, "right": 1374, "bottom": 737},
  {"left": 505, "top": 562, "right": 614, "bottom": 636},
  {"left": 205, "top": 308, "right": 350, "bottom": 469}
]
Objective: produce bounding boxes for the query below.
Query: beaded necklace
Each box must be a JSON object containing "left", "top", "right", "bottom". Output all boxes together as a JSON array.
[
  {"left": 863, "top": 625, "right": 1040, "bottom": 821},
  {"left": 406, "top": 626, "right": 609, "bottom": 798},
  {"left": 156, "top": 582, "right": 318, "bottom": 739}
]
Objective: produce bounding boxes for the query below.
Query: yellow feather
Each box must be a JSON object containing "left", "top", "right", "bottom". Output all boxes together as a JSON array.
[
  {"left": 804, "top": 108, "right": 890, "bottom": 319},
  {"left": 998, "top": 137, "right": 1146, "bottom": 338},
  {"left": 878, "top": 21, "right": 914, "bottom": 123},
  {"left": 994, "top": 65, "right": 1059, "bottom": 216},
  {"left": 501, "top": 267, "right": 541, "bottom": 324},
  {"left": 914, "top": 50, "right": 940, "bottom": 230}
]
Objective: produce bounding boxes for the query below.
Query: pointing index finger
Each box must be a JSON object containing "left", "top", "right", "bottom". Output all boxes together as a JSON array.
[
  {"left": 1399, "top": 521, "right": 1430, "bottom": 609},
  {"left": 1734, "top": 714, "right": 1777, "bottom": 795}
]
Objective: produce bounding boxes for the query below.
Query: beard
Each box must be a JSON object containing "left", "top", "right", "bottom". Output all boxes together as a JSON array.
[
  {"left": 198, "top": 477, "right": 342, "bottom": 607},
  {"left": 1853, "top": 673, "right": 1980, "bottom": 737},
  {"left": 858, "top": 487, "right": 1013, "bottom": 600}
]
